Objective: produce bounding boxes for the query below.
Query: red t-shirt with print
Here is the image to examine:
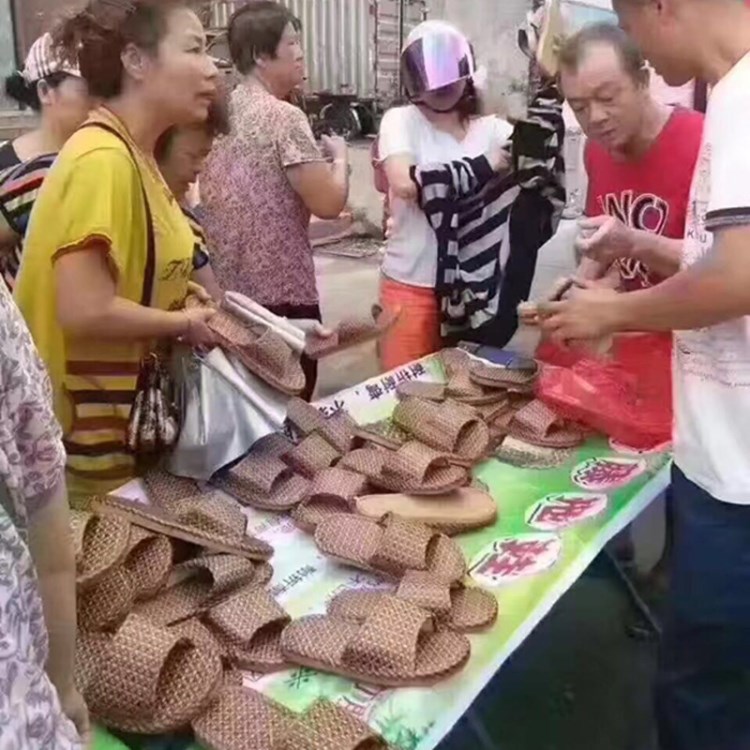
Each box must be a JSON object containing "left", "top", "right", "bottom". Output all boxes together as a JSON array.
[{"left": 584, "top": 107, "right": 705, "bottom": 291}]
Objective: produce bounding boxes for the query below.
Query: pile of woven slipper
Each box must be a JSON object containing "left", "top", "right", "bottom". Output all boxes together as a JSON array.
[{"left": 71, "top": 347, "right": 583, "bottom": 745}]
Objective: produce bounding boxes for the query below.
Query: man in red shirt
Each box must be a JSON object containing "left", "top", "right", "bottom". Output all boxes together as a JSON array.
[
  {"left": 558, "top": 23, "right": 704, "bottom": 289},
  {"left": 556, "top": 23, "right": 704, "bottom": 591}
]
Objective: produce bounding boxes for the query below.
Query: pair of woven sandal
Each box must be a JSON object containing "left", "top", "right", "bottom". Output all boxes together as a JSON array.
[
  {"left": 195, "top": 688, "right": 391, "bottom": 750},
  {"left": 72, "top": 510, "right": 174, "bottom": 631},
  {"left": 279, "top": 550, "right": 497, "bottom": 687},
  {"left": 210, "top": 399, "right": 362, "bottom": 511},
  {"left": 186, "top": 296, "right": 306, "bottom": 395}
]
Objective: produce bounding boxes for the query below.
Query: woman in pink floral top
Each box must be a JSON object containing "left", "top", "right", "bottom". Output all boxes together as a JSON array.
[
  {"left": 200, "top": 1, "right": 350, "bottom": 399},
  {"left": 0, "top": 278, "right": 88, "bottom": 748}
]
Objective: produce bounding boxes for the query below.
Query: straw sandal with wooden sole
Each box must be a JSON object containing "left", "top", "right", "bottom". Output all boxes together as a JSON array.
[
  {"left": 305, "top": 308, "right": 400, "bottom": 361},
  {"left": 283, "top": 433, "right": 342, "bottom": 478},
  {"left": 125, "top": 526, "right": 173, "bottom": 601},
  {"left": 329, "top": 571, "right": 498, "bottom": 633},
  {"left": 315, "top": 513, "right": 466, "bottom": 584},
  {"left": 291, "top": 467, "right": 370, "bottom": 534},
  {"left": 281, "top": 597, "right": 471, "bottom": 687},
  {"left": 193, "top": 687, "right": 390, "bottom": 750},
  {"left": 339, "top": 443, "right": 467, "bottom": 496},
  {"left": 143, "top": 470, "right": 201, "bottom": 507},
  {"left": 470, "top": 361, "right": 538, "bottom": 393},
  {"left": 75, "top": 615, "right": 222, "bottom": 735},
  {"left": 392, "top": 398, "right": 490, "bottom": 465},
  {"left": 355, "top": 486, "right": 497, "bottom": 536},
  {"left": 135, "top": 554, "right": 272, "bottom": 626},
  {"left": 71, "top": 510, "right": 131, "bottom": 588},
  {"left": 212, "top": 452, "right": 309, "bottom": 511},
  {"left": 201, "top": 586, "right": 291, "bottom": 673},
  {"left": 188, "top": 298, "right": 306, "bottom": 396},
  {"left": 500, "top": 399, "right": 584, "bottom": 449},
  {"left": 286, "top": 398, "right": 360, "bottom": 453},
  {"left": 92, "top": 492, "right": 273, "bottom": 561}
]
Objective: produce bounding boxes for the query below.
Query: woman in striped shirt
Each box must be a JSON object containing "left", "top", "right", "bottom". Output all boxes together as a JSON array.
[{"left": 0, "top": 33, "right": 93, "bottom": 287}]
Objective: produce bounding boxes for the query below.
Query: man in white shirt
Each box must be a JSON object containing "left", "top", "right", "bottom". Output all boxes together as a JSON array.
[{"left": 540, "top": 1, "right": 750, "bottom": 748}]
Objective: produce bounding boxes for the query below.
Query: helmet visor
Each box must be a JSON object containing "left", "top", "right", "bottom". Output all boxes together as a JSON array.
[{"left": 401, "top": 30, "right": 475, "bottom": 99}]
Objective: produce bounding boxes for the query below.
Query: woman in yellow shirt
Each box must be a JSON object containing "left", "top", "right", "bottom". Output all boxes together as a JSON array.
[{"left": 16, "top": 0, "right": 218, "bottom": 503}]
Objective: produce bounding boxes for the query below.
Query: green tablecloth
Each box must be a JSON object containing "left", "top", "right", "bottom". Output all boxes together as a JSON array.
[{"left": 126, "top": 356, "right": 671, "bottom": 750}]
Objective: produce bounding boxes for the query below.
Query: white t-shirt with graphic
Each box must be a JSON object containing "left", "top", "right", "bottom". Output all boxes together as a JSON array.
[
  {"left": 378, "top": 106, "right": 513, "bottom": 288},
  {"left": 674, "top": 52, "right": 750, "bottom": 505}
]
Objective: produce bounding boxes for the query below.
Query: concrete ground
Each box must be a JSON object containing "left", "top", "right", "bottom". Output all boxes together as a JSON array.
[{"left": 314, "top": 146, "right": 665, "bottom": 750}]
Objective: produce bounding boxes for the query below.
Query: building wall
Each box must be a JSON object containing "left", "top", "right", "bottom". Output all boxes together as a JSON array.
[
  {"left": 429, "top": 0, "right": 532, "bottom": 119},
  {"left": 0, "top": 0, "right": 15, "bottom": 109}
]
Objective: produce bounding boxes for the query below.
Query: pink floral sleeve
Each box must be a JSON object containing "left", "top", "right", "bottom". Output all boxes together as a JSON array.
[{"left": 0, "top": 281, "right": 65, "bottom": 522}]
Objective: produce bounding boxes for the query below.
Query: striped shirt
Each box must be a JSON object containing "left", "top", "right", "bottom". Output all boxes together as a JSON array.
[
  {"left": 410, "top": 83, "right": 566, "bottom": 338},
  {"left": 0, "top": 154, "right": 56, "bottom": 288}
]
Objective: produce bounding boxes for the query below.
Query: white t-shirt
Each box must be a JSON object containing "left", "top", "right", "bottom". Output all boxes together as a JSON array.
[
  {"left": 674, "top": 51, "right": 750, "bottom": 505},
  {"left": 378, "top": 105, "right": 513, "bottom": 288}
]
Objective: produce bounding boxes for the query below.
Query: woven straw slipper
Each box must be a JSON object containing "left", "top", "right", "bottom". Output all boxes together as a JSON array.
[
  {"left": 396, "top": 380, "right": 447, "bottom": 402},
  {"left": 143, "top": 470, "right": 201, "bottom": 507},
  {"left": 203, "top": 586, "right": 291, "bottom": 673},
  {"left": 339, "top": 443, "right": 468, "bottom": 495},
  {"left": 125, "top": 527, "right": 173, "bottom": 601},
  {"left": 212, "top": 452, "right": 309, "bottom": 511},
  {"left": 193, "top": 687, "right": 390, "bottom": 750},
  {"left": 470, "top": 361, "right": 538, "bottom": 393},
  {"left": 78, "top": 564, "right": 137, "bottom": 631},
  {"left": 286, "top": 398, "right": 360, "bottom": 453},
  {"left": 355, "top": 486, "right": 497, "bottom": 536},
  {"left": 392, "top": 398, "right": 490, "bottom": 465},
  {"left": 76, "top": 614, "right": 222, "bottom": 734},
  {"left": 281, "top": 596, "right": 471, "bottom": 687},
  {"left": 193, "top": 299, "right": 306, "bottom": 396},
  {"left": 70, "top": 510, "right": 131, "bottom": 588},
  {"left": 134, "top": 554, "right": 273, "bottom": 626},
  {"left": 315, "top": 513, "right": 466, "bottom": 584},
  {"left": 439, "top": 350, "right": 510, "bottom": 405},
  {"left": 329, "top": 571, "right": 498, "bottom": 633},
  {"left": 354, "top": 419, "right": 410, "bottom": 452},
  {"left": 503, "top": 400, "right": 584, "bottom": 449},
  {"left": 283, "top": 433, "right": 342, "bottom": 478},
  {"left": 305, "top": 308, "right": 400, "bottom": 360},
  {"left": 92, "top": 493, "right": 273, "bottom": 561},
  {"left": 291, "top": 467, "right": 370, "bottom": 534}
]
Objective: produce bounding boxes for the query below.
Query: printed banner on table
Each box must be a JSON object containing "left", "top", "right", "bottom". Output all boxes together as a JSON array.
[{"left": 158, "top": 356, "right": 670, "bottom": 750}]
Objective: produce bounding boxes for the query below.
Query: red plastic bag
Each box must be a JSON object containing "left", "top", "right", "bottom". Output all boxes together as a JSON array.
[{"left": 536, "top": 333, "right": 673, "bottom": 449}]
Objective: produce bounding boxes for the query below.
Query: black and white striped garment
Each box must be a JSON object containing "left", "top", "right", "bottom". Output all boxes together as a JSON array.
[{"left": 411, "top": 83, "right": 566, "bottom": 340}]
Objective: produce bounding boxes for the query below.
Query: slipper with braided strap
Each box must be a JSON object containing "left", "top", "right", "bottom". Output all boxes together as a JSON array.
[
  {"left": 314, "top": 513, "right": 466, "bottom": 584},
  {"left": 193, "top": 687, "right": 391, "bottom": 750},
  {"left": 339, "top": 443, "right": 468, "bottom": 495},
  {"left": 280, "top": 597, "right": 470, "bottom": 687},
  {"left": 75, "top": 615, "right": 222, "bottom": 734},
  {"left": 134, "top": 554, "right": 273, "bottom": 626},
  {"left": 329, "top": 571, "right": 498, "bottom": 633},
  {"left": 212, "top": 451, "right": 309, "bottom": 511},
  {"left": 92, "top": 492, "right": 273, "bottom": 561},
  {"left": 291, "top": 467, "right": 370, "bottom": 534},
  {"left": 392, "top": 398, "right": 490, "bottom": 465}
]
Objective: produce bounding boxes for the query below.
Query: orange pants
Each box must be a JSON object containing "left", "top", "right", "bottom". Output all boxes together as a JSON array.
[{"left": 379, "top": 275, "right": 442, "bottom": 371}]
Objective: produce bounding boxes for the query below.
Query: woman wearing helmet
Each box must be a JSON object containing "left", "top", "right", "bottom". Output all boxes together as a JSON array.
[
  {"left": 377, "top": 20, "right": 565, "bottom": 368},
  {"left": 377, "top": 22, "right": 513, "bottom": 370}
]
